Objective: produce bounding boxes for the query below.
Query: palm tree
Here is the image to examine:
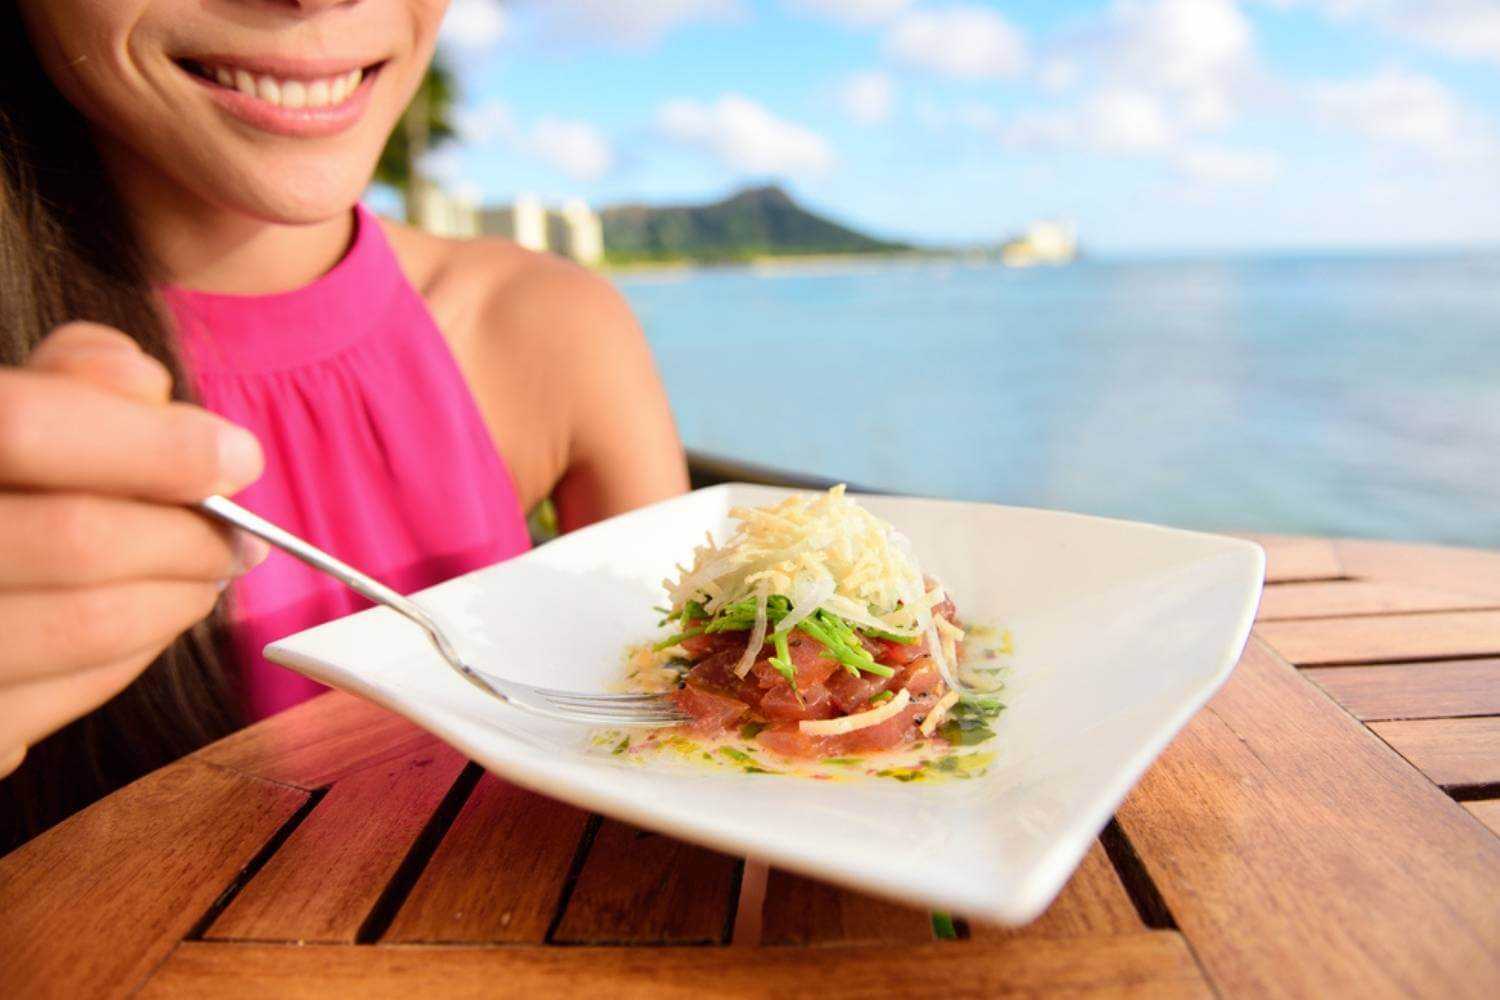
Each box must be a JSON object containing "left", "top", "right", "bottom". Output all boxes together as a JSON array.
[{"left": 375, "top": 56, "right": 459, "bottom": 223}]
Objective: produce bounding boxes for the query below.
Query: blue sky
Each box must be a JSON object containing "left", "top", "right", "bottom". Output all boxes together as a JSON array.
[{"left": 417, "top": 0, "right": 1500, "bottom": 253}]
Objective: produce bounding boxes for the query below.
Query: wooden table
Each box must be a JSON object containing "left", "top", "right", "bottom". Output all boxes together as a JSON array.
[{"left": 4, "top": 536, "right": 1499, "bottom": 998}]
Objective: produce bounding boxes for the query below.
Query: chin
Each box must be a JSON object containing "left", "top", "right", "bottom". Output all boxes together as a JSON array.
[{"left": 218, "top": 154, "right": 385, "bottom": 227}]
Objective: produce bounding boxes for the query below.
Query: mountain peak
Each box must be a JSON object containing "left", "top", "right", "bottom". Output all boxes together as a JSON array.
[{"left": 599, "top": 185, "right": 908, "bottom": 265}]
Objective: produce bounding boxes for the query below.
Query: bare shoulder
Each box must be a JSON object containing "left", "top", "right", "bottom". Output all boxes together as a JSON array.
[{"left": 377, "top": 216, "right": 637, "bottom": 358}]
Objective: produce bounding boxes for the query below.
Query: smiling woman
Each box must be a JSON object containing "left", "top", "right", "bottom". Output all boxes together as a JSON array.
[{"left": 0, "top": 0, "right": 687, "bottom": 851}]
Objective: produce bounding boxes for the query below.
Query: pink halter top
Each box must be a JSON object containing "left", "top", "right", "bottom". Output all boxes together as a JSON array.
[{"left": 163, "top": 206, "right": 532, "bottom": 720}]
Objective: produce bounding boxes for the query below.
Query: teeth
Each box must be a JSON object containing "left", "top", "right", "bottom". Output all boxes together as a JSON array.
[{"left": 203, "top": 62, "right": 368, "bottom": 109}]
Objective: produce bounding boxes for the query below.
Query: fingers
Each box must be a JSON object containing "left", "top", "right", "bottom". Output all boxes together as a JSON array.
[
  {"left": 0, "top": 744, "right": 24, "bottom": 779},
  {"left": 1, "top": 653, "right": 156, "bottom": 762},
  {"left": 27, "top": 321, "right": 173, "bottom": 404},
  {"left": 0, "top": 368, "right": 263, "bottom": 502},
  {"left": 0, "top": 580, "right": 221, "bottom": 683},
  {"left": 0, "top": 493, "right": 267, "bottom": 588}
]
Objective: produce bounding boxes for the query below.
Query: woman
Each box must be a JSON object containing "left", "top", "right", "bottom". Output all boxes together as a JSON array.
[{"left": 0, "top": 0, "right": 687, "bottom": 849}]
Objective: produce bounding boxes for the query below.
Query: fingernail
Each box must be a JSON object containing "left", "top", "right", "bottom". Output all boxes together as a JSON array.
[
  {"left": 217, "top": 425, "right": 264, "bottom": 491},
  {"left": 232, "top": 532, "right": 271, "bottom": 574}
]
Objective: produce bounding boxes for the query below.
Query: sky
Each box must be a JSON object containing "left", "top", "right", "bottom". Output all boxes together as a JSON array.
[{"left": 416, "top": 0, "right": 1500, "bottom": 253}]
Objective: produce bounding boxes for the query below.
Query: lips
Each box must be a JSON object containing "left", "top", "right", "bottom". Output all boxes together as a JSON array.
[{"left": 176, "top": 56, "right": 386, "bottom": 138}]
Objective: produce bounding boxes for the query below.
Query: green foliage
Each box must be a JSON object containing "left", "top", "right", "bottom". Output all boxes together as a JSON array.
[
  {"left": 375, "top": 56, "right": 459, "bottom": 193},
  {"left": 601, "top": 185, "right": 912, "bottom": 265}
]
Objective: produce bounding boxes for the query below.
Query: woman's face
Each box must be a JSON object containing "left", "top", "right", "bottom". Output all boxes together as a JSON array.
[{"left": 19, "top": 0, "right": 448, "bottom": 225}]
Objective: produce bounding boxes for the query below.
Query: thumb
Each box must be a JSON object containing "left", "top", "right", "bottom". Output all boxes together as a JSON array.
[{"left": 27, "top": 322, "right": 175, "bottom": 405}]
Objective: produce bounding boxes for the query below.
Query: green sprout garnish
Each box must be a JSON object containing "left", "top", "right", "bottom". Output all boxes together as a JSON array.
[{"left": 869, "top": 691, "right": 894, "bottom": 705}]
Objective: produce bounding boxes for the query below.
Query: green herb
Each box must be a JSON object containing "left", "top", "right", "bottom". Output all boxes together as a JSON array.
[
  {"left": 744, "top": 766, "right": 773, "bottom": 775},
  {"left": 769, "top": 631, "right": 798, "bottom": 689},
  {"left": 861, "top": 627, "right": 920, "bottom": 645},
  {"left": 955, "top": 695, "right": 1005, "bottom": 719},
  {"left": 739, "top": 721, "right": 768, "bottom": 739},
  {"left": 719, "top": 746, "right": 757, "bottom": 765},
  {"left": 933, "top": 755, "right": 961, "bottom": 772},
  {"left": 653, "top": 626, "right": 705, "bottom": 651},
  {"left": 931, "top": 912, "right": 959, "bottom": 939},
  {"left": 937, "top": 717, "right": 997, "bottom": 746},
  {"left": 869, "top": 691, "right": 894, "bottom": 705},
  {"left": 612, "top": 737, "right": 630, "bottom": 756},
  {"left": 822, "top": 757, "right": 864, "bottom": 767}
]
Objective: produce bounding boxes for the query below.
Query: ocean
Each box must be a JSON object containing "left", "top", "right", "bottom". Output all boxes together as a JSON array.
[{"left": 617, "top": 252, "right": 1500, "bottom": 549}]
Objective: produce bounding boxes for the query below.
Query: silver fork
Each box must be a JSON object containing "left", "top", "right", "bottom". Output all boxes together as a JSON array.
[{"left": 197, "top": 495, "right": 688, "bottom": 727}]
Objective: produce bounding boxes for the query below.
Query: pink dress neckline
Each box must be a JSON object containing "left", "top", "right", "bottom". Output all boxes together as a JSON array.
[{"left": 163, "top": 205, "right": 533, "bottom": 720}]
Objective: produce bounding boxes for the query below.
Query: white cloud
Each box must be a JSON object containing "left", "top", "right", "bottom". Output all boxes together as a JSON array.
[
  {"left": 791, "top": 0, "right": 914, "bottom": 26},
  {"left": 1260, "top": 1, "right": 1500, "bottom": 66},
  {"left": 1039, "top": 58, "right": 1079, "bottom": 93},
  {"left": 886, "top": 5, "right": 1028, "bottom": 80},
  {"left": 1094, "top": 0, "right": 1255, "bottom": 129},
  {"left": 1383, "top": 0, "right": 1500, "bottom": 64},
  {"left": 515, "top": 0, "right": 741, "bottom": 48},
  {"left": 658, "top": 95, "right": 835, "bottom": 175},
  {"left": 440, "top": 0, "right": 507, "bottom": 51},
  {"left": 456, "top": 100, "right": 616, "bottom": 182},
  {"left": 527, "top": 119, "right": 615, "bottom": 181},
  {"left": 838, "top": 71, "right": 896, "bottom": 124},
  {"left": 1312, "top": 67, "right": 1493, "bottom": 159},
  {"left": 1176, "top": 146, "right": 1282, "bottom": 183},
  {"left": 1005, "top": 89, "right": 1175, "bottom": 154},
  {"left": 457, "top": 100, "right": 516, "bottom": 144}
]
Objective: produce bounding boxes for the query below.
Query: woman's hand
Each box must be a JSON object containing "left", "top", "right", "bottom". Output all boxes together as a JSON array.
[{"left": 0, "top": 323, "right": 266, "bottom": 777}]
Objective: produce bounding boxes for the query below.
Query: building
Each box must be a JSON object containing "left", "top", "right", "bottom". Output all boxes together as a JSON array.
[
  {"left": 477, "top": 196, "right": 605, "bottom": 265},
  {"left": 1000, "top": 220, "right": 1078, "bottom": 267},
  {"left": 409, "top": 181, "right": 478, "bottom": 239}
]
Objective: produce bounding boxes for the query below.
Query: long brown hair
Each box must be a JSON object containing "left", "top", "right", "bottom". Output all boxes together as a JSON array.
[{"left": 0, "top": 5, "right": 242, "bottom": 851}]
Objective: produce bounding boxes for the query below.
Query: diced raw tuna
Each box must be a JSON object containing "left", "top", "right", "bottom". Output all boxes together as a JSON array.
[
  {"left": 679, "top": 629, "right": 751, "bottom": 660},
  {"left": 759, "top": 682, "right": 838, "bottom": 722},
  {"left": 896, "top": 657, "right": 943, "bottom": 696},
  {"left": 824, "top": 668, "right": 894, "bottom": 713},
  {"left": 671, "top": 686, "right": 748, "bottom": 734}
]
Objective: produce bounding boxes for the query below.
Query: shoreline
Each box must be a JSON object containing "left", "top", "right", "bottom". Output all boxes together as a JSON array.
[{"left": 601, "top": 249, "right": 997, "bottom": 276}]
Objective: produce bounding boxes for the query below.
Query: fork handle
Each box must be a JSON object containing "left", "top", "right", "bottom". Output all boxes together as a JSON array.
[{"left": 196, "top": 494, "right": 476, "bottom": 684}]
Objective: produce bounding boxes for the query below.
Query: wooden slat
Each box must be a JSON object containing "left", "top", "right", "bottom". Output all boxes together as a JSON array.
[
  {"left": 1256, "top": 580, "right": 1499, "bottom": 621},
  {"left": 1464, "top": 800, "right": 1500, "bottom": 838},
  {"left": 1303, "top": 659, "right": 1500, "bottom": 721},
  {"left": 1256, "top": 610, "right": 1500, "bottom": 666},
  {"left": 206, "top": 740, "right": 469, "bottom": 943},
  {"left": 381, "top": 772, "right": 589, "bottom": 943},
  {"left": 1115, "top": 640, "right": 1500, "bottom": 997},
  {"left": 196, "top": 690, "right": 435, "bottom": 790},
  {"left": 552, "top": 821, "right": 740, "bottom": 944},
  {"left": 1337, "top": 540, "right": 1500, "bottom": 599},
  {"left": 1368, "top": 717, "right": 1500, "bottom": 789},
  {"left": 139, "top": 934, "right": 1211, "bottom": 999},
  {"left": 969, "top": 840, "right": 1142, "bottom": 940},
  {"left": 1241, "top": 534, "right": 1342, "bottom": 583},
  {"left": 760, "top": 870, "right": 933, "bottom": 946},
  {"left": 0, "top": 760, "right": 305, "bottom": 998}
]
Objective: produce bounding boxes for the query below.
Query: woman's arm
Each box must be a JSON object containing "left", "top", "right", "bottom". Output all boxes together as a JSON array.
[{"left": 546, "top": 277, "right": 689, "bottom": 531}]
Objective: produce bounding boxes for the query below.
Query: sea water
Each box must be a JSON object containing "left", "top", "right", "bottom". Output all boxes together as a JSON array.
[{"left": 619, "top": 252, "right": 1500, "bottom": 548}]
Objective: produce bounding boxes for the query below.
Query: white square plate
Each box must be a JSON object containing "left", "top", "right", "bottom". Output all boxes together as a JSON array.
[{"left": 266, "top": 484, "right": 1263, "bottom": 925}]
